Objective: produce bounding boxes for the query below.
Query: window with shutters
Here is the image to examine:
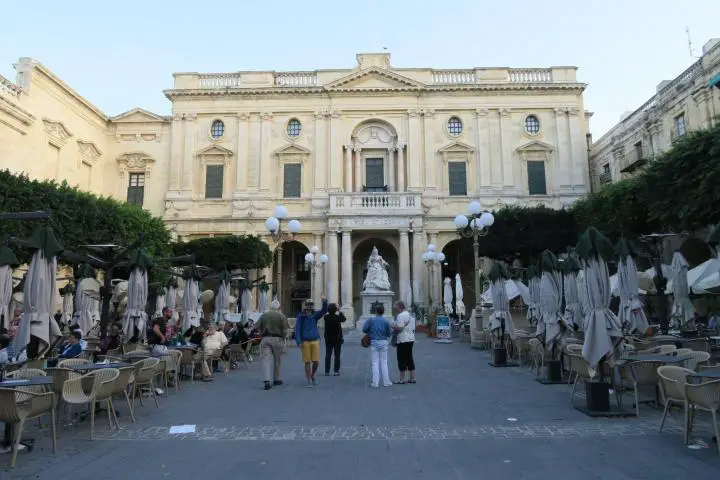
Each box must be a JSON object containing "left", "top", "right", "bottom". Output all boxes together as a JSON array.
[
  {"left": 205, "top": 165, "right": 224, "bottom": 199},
  {"left": 283, "top": 163, "right": 302, "bottom": 198},
  {"left": 365, "top": 158, "right": 385, "bottom": 192},
  {"left": 527, "top": 161, "right": 547, "bottom": 195},
  {"left": 127, "top": 173, "right": 145, "bottom": 206},
  {"left": 448, "top": 161, "right": 467, "bottom": 196}
]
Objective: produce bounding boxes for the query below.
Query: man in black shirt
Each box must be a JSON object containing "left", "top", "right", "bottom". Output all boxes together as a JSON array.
[
  {"left": 149, "top": 307, "right": 172, "bottom": 356},
  {"left": 323, "top": 303, "right": 346, "bottom": 376}
]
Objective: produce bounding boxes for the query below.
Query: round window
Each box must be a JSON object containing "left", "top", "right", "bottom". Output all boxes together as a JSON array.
[
  {"left": 210, "top": 120, "right": 225, "bottom": 139},
  {"left": 447, "top": 116, "right": 463, "bottom": 136},
  {"left": 524, "top": 115, "right": 540, "bottom": 135},
  {"left": 287, "top": 118, "right": 302, "bottom": 138}
]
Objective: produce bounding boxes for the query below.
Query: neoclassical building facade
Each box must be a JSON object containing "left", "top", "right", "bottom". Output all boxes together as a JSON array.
[{"left": 1, "top": 52, "right": 591, "bottom": 322}]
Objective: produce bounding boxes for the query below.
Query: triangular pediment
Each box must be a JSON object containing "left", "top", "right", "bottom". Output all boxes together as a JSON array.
[
  {"left": 516, "top": 140, "right": 553, "bottom": 152},
  {"left": 438, "top": 141, "right": 475, "bottom": 153},
  {"left": 111, "top": 108, "right": 168, "bottom": 123},
  {"left": 274, "top": 143, "right": 311, "bottom": 156},
  {"left": 197, "top": 144, "right": 234, "bottom": 156},
  {"left": 325, "top": 67, "right": 424, "bottom": 90},
  {"left": 77, "top": 140, "right": 102, "bottom": 157},
  {"left": 42, "top": 118, "right": 73, "bottom": 141}
]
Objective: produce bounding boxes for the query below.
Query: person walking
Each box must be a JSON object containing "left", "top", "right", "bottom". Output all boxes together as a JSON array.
[
  {"left": 323, "top": 303, "right": 346, "bottom": 376},
  {"left": 255, "top": 299, "right": 288, "bottom": 390},
  {"left": 362, "top": 304, "right": 392, "bottom": 388},
  {"left": 295, "top": 297, "right": 328, "bottom": 387},
  {"left": 392, "top": 301, "right": 416, "bottom": 384}
]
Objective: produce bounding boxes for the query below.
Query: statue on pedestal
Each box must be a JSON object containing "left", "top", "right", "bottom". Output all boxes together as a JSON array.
[{"left": 362, "top": 246, "right": 391, "bottom": 291}]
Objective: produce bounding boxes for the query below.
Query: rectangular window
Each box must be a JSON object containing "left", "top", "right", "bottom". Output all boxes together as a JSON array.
[
  {"left": 127, "top": 172, "right": 145, "bottom": 206},
  {"left": 448, "top": 161, "right": 467, "bottom": 196},
  {"left": 283, "top": 163, "right": 302, "bottom": 198},
  {"left": 365, "top": 158, "right": 384, "bottom": 192},
  {"left": 527, "top": 161, "right": 547, "bottom": 195},
  {"left": 205, "top": 165, "right": 224, "bottom": 199},
  {"left": 674, "top": 114, "right": 686, "bottom": 137},
  {"left": 602, "top": 163, "right": 610, "bottom": 174},
  {"left": 634, "top": 141, "right": 643, "bottom": 159}
]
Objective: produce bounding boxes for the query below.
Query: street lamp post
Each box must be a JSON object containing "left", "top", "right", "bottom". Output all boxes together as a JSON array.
[
  {"left": 421, "top": 244, "right": 445, "bottom": 312},
  {"left": 304, "top": 246, "right": 329, "bottom": 302},
  {"left": 265, "top": 205, "right": 302, "bottom": 308},
  {"left": 453, "top": 201, "right": 494, "bottom": 331}
]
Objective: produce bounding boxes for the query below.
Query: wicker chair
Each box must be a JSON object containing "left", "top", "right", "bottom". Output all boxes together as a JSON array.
[
  {"left": 568, "top": 353, "right": 592, "bottom": 405},
  {"left": 657, "top": 365, "right": 694, "bottom": 444},
  {"left": 528, "top": 338, "right": 544, "bottom": 375},
  {"left": 226, "top": 344, "right": 250, "bottom": 369},
  {"left": 60, "top": 372, "right": 102, "bottom": 439},
  {"left": 615, "top": 360, "right": 664, "bottom": 416},
  {"left": 0, "top": 388, "right": 57, "bottom": 468},
  {"left": 44, "top": 367, "right": 80, "bottom": 422},
  {"left": 110, "top": 366, "right": 136, "bottom": 424},
  {"left": 683, "top": 351, "right": 711, "bottom": 372},
  {"left": 132, "top": 357, "right": 160, "bottom": 409},
  {"left": 685, "top": 379, "right": 720, "bottom": 455},
  {"left": 58, "top": 358, "right": 90, "bottom": 368},
  {"left": 85, "top": 368, "right": 121, "bottom": 432},
  {"left": 163, "top": 350, "right": 183, "bottom": 392}
]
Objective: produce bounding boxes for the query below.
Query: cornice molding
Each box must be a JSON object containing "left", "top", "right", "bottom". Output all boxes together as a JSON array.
[
  {"left": 0, "top": 95, "right": 34, "bottom": 127},
  {"left": 116, "top": 151, "right": 156, "bottom": 171},
  {"left": 77, "top": 140, "right": 102, "bottom": 165}
]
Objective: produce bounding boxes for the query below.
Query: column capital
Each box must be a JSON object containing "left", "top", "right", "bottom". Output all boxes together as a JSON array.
[
  {"left": 397, "top": 141, "right": 406, "bottom": 149},
  {"left": 184, "top": 113, "right": 198, "bottom": 121},
  {"left": 475, "top": 108, "right": 489, "bottom": 117},
  {"left": 567, "top": 107, "right": 581, "bottom": 116},
  {"left": 353, "top": 147, "right": 362, "bottom": 153},
  {"left": 554, "top": 107, "right": 568, "bottom": 117},
  {"left": 498, "top": 108, "right": 511, "bottom": 117},
  {"left": 260, "top": 112, "right": 274, "bottom": 121},
  {"left": 344, "top": 144, "right": 353, "bottom": 151},
  {"left": 387, "top": 146, "right": 396, "bottom": 153},
  {"left": 423, "top": 109, "right": 436, "bottom": 118},
  {"left": 330, "top": 110, "right": 342, "bottom": 119},
  {"left": 237, "top": 112, "right": 250, "bottom": 120},
  {"left": 314, "top": 110, "right": 328, "bottom": 120},
  {"left": 172, "top": 113, "right": 184, "bottom": 122},
  {"left": 398, "top": 228, "right": 409, "bottom": 235},
  {"left": 341, "top": 229, "right": 352, "bottom": 236},
  {"left": 407, "top": 109, "right": 423, "bottom": 118}
]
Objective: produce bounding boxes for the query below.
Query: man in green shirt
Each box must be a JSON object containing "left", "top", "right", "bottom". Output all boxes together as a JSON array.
[{"left": 255, "top": 299, "right": 288, "bottom": 390}]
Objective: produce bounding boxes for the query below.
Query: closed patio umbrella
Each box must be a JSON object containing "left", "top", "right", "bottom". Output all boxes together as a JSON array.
[
  {"left": 0, "top": 245, "right": 19, "bottom": 329},
  {"left": 13, "top": 226, "right": 63, "bottom": 358},
  {"left": 60, "top": 284, "right": 74, "bottom": 327},
  {"left": 527, "top": 265, "right": 541, "bottom": 327},
  {"left": 561, "top": 254, "right": 582, "bottom": 331},
  {"left": 122, "top": 248, "right": 152, "bottom": 342},
  {"left": 576, "top": 227, "right": 624, "bottom": 371},
  {"left": 443, "top": 277, "right": 453, "bottom": 314},
  {"left": 75, "top": 277, "right": 100, "bottom": 335},
  {"left": 153, "top": 286, "right": 166, "bottom": 319},
  {"left": 488, "top": 262, "right": 515, "bottom": 340},
  {"left": 454, "top": 274, "right": 465, "bottom": 318},
  {"left": 181, "top": 265, "right": 202, "bottom": 333},
  {"left": 616, "top": 238, "right": 649, "bottom": 335},
  {"left": 215, "top": 269, "right": 231, "bottom": 322},
  {"left": 258, "top": 281, "right": 270, "bottom": 313},
  {"left": 241, "top": 287, "right": 252, "bottom": 322},
  {"left": 165, "top": 280, "right": 179, "bottom": 324},
  {"left": 670, "top": 251, "right": 694, "bottom": 328},
  {"left": 539, "top": 250, "right": 564, "bottom": 358}
]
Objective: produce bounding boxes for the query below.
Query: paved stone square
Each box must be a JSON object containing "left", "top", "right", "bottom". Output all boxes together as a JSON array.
[{"left": 3, "top": 331, "right": 720, "bottom": 479}]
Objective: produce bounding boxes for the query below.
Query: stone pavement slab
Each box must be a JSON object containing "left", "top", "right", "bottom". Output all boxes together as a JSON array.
[{"left": 3, "top": 331, "right": 719, "bottom": 479}]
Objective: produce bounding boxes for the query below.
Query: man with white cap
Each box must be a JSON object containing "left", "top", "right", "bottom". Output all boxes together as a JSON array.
[{"left": 255, "top": 299, "right": 288, "bottom": 390}]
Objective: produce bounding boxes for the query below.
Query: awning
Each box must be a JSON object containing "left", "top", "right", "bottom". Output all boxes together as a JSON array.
[{"left": 709, "top": 73, "right": 720, "bottom": 89}]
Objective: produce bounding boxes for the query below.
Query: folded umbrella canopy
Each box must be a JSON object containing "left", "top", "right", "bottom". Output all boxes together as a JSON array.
[
  {"left": 539, "top": 250, "right": 564, "bottom": 357},
  {"left": 215, "top": 269, "right": 231, "bottom": 322},
  {"left": 527, "top": 265, "right": 541, "bottom": 327},
  {"left": 122, "top": 248, "right": 152, "bottom": 342},
  {"left": 0, "top": 245, "right": 19, "bottom": 329},
  {"left": 154, "top": 285, "right": 166, "bottom": 319},
  {"left": 181, "top": 265, "right": 202, "bottom": 333},
  {"left": 443, "top": 277, "right": 453, "bottom": 315},
  {"left": 616, "top": 238, "right": 649, "bottom": 336},
  {"left": 59, "top": 283, "right": 74, "bottom": 327},
  {"left": 454, "top": 274, "right": 465, "bottom": 318},
  {"left": 13, "top": 226, "right": 63, "bottom": 358},
  {"left": 488, "top": 262, "right": 515, "bottom": 340},
  {"left": 165, "top": 279, "right": 179, "bottom": 324},
  {"left": 576, "top": 227, "right": 624, "bottom": 371},
  {"left": 257, "top": 281, "right": 270, "bottom": 313},
  {"left": 561, "top": 254, "right": 582, "bottom": 331},
  {"left": 670, "top": 251, "right": 694, "bottom": 328}
]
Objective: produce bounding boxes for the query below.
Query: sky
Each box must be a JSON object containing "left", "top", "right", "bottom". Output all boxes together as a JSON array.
[{"left": 1, "top": 0, "right": 718, "bottom": 138}]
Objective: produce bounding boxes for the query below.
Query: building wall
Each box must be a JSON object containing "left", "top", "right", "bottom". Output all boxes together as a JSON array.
[{"left": 589, "top": 39, "right": 720, "bottom": 190}]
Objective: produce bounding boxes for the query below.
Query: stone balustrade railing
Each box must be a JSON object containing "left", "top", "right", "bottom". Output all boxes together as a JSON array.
[
  {"left": 275, "top": 72, "right": 317, "bottom": 87},
  {"left": 507, "top": 69, "right": 553, "bottom": 83},
  {"left": 432, "top": 70, "right": 476, "bottom": 84},
  {"left": 329, "top": 192, "right": 422, "bottom": 214},
  {"left": 432, "top": 68, "right": 554, "bottom": 84},
  {"left": 199, "top": 74, "right": 242, "bottom": 88}
]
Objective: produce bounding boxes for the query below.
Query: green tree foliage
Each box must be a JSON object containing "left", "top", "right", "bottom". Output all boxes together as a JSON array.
[
  {"left": 173, "top": 235, "right": 272, "bottom": 271},
  {"left": 0, "top": 170, "right": 171, "bottom": 262},
  {"left": 475, "top": 205, "right": 577, "bottom": 263}
]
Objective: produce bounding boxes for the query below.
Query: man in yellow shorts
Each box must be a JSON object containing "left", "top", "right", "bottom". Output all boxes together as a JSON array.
[{"left": 295, "top": 297, "right": 328, "bottom": 387}]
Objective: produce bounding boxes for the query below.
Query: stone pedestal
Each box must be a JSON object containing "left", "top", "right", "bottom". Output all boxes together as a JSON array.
[
  {"left": 356, "top": 290, "right": 395, "bottom": 331},
  {"left": 469, "top": 307, "right": 489, "bottom": 349}
]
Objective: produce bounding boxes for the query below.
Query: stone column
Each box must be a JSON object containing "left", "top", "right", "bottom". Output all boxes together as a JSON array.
[
  {"left": 399, "top": 229, "right": 410, "bottom": 304},
  {"left": 313, "top": 111, "right": 327, "bottom": 192},
  {"left": 554, "top": 108, "right": 571, "bottom": 189},
  {"left": 397, "top": 143, "right": 406, "bottom": 192},
  {"left": 168, "top": 114, "right": 184, "bottom": 194},
  {"left": 313, "top": 232, "right": 323, "bottom": 303},
  {"left": 259, "top": 112, "right": 273, "bottom": 193},
  {"left": 407, "top": 109, "right": 423, "bottom": 191},
  {"left": 489, "top": 109, "right": 503, "bottom": 188},
  {"left": 180, "top": 113, "right": 197, "bottom": 195},
  {"left": 340, "top": 230, "right": 354, "bottom": 323},
  {"left": 248, "top": 114, "right": 261, "bottom": 191},
  {"left": 354, "top": 147, "right": 363, "bottom": 192},
  {"left": 234, "top": 112, "right": 249, "bottom": 194},
  {"left": 329, "top": 111, "right": 342, "bottom": 191},
  {"left": 423, "top": 110, "right": 436, "bottom": 191},
  {"left": 499, "top": 108, "right": 514, "bottom": 189},
  {"left": 428, "top": 231, "right": 439, "bottom": 307},
  {"left": 387, "top": 147, "right": 395, "bottom": 192},
  {"left": 327, "top": 230, "right": 339, "bottom": 304},
  {"left": 475, "top": 109, "right": 491, "bottom": 190},
  {"left": 568, "top": 108, "right": 586, "bottom": 191},
  {"left": 343, "top": 145, "right": 352, "bottom": 192},
  {"left": 411, "top": 230, "right": 425, "bottom": 307}
]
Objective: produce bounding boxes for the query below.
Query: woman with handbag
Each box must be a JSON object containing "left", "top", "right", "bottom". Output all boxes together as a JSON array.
[
  {"left": 323, "top": 303, "right": 345, "bottom": 376},
  {"left": 362, "top": 304, "right": 392, "bottom": 388},
  {"left": 391, "top": 301, "right": 416, "bottom": 384}
]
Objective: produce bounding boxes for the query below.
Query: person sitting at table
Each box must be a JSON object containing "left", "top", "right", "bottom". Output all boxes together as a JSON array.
[
  {"left": 45, "top": 331, "right": 83, "bottom": 368},
  {"left": 68, "top": 323, "right": 88, "bottom": 350},
  {"left": 0, "top": 335, "right": 11, "bottom": 364},
  {"left": 228, "top": 320, "right": 252, "bottom": 364},
  {"left": 202, "top": 323, "right": 229, "bottom": 373},
  {"left": 184, "top": 326, "right": 205, "bottom": 347},
  {"left": 96, "top": 325, "right": 120, "bottom": 355}
]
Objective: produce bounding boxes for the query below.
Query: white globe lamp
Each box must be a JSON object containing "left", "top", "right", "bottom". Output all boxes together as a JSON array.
[
  {"left": 265, "top": 217, "right": 279, "bottom": 233},
  {"left": 310, "top": 245, "right": 319, "bottom": 254},
  {"left": 427, "top": 243, "right": 436, "bottom": 253},
  {"left": 319, "top": 254, "right": 329, "bottom": 264},
  {"left": 274, "top": 205, "right": 288, "bottom": 219},
  {"left": 436, "top": 252, "right": 446, "bottom": 263},
  {"left": 454, "top": 215, "right": 469, "bottom": 229},
  {"left": 467, "top": 201, "right": 482, "bottom": 215},
  {"left": 287, "top": 219, "right": 301, "bottom": 233},
  {"left": 304, "top": 252, "right": 314, "bottom": 264}
]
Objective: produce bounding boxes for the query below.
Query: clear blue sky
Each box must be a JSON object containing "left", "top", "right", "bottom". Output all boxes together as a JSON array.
[{"left": 1, "top": 0, "right": 718, "bottom": 137}]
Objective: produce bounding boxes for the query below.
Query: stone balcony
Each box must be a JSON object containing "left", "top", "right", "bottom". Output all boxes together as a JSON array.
[{"left": 328, "top": 192, "right": 423, "bottom": 216}]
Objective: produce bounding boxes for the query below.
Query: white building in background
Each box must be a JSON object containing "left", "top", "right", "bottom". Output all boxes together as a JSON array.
[
  {"left": 0, "top": 52, "right": 591, "bottom": 322},
  {"left": 589, "top": 39, "right": 720, "bottom": 191}
]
